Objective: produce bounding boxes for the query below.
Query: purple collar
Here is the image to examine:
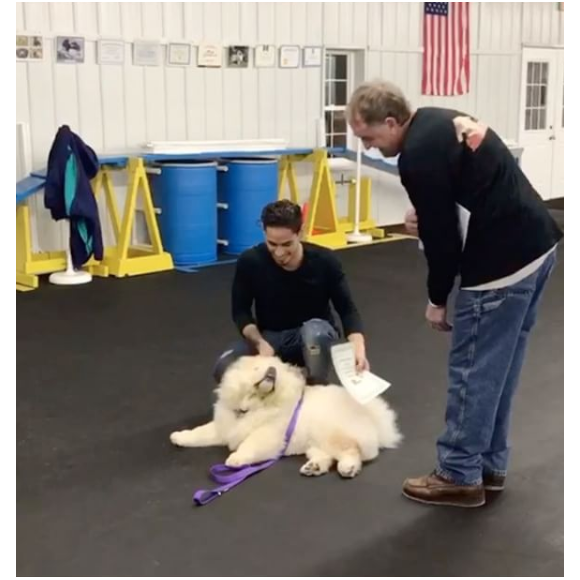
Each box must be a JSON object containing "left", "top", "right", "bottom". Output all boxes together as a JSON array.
[{"left": 193, "top": 395, "right": 304, "bottom": 506}]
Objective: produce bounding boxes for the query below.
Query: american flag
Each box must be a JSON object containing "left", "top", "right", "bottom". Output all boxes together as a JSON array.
[{"left": 422, "top": 2, "right": 470, "bottom": 96}]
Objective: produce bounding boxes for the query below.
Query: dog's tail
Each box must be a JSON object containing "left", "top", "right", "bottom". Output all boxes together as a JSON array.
[{"left": 366, "top": 398, "right": 403, "bottom": 449}]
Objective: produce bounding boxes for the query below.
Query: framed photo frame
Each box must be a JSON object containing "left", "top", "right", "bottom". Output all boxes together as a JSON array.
[
  {"left": 255, "top": 44, "right": 276, "bottom": 68},
  {"left": 198, "top": 43, "right": 222, "bottom": 67},
  {"left": 56, "top": 36, "right": 85, "bottom": 64},
  {"left": 227, "top": 46, "right": 249, "bottom": 68},
  {"left": 133, "top": 40, "right": 161, "bottom": 67},
  {"left": 303, "top": 46, "right": 323, "bottom": 67},
  {"left": 16, "top": 34, "right": 44, "bottom": 61},
  {"left": 167, "top": 43, "right": 191, "bottom": 66},
  {"left": 279, "top": 45, "right": 300, "bottom": 68},
  {"left": 97, "top": 39, "right": 125, "bottom": 65}
]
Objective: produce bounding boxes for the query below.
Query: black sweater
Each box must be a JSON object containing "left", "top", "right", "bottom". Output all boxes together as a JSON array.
[
  {"left": 231, "top": 243, "right": 363, "bottom": 336},
  {"left": 398, "top": 107, "right": 563, "bottom": 306}
]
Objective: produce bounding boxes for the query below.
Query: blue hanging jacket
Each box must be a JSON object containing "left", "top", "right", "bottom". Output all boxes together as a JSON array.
[{"left": 44, "top": 125, "right": 103, "bottom": 269}]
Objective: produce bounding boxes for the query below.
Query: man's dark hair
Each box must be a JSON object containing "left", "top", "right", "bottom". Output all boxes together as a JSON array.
[{"left": 261, "top": 200, "right": 303, "bottom": 233}]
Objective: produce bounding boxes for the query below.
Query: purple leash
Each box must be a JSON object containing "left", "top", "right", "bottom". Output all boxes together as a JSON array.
[{"left": 193, "top": 395, "right": 304, "bottom": 506}]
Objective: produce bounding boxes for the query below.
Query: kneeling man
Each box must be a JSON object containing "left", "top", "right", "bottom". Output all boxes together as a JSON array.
[{"left": 214, "top": 200, "right": 369, "bottom": 384}]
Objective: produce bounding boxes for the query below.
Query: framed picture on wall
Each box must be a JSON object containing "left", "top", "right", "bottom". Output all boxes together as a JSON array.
[
  {"left": 279, "top": 45, "right": 300, "bottom": 68},
  {"left": 227, "top": 46, "right": 249, "bottom": 68},
  {"left": 255, "top": 44, "right": 276, "bottom": 68},
  {"left": 133, "top": 40, "right": 161, "bottom": 67},
  {"left": 17, "top": 34, "right": 43, "bottom": 60},
  {"left": 97, "top": 39, "right": 125, "bottom": 65},
  {"left": 198, "top": 43, "right": 222, "bottom": 67},
  {"left": 56, "top": 36, "right": 85, "bottom": 64},
  {"left": 167, "top": 43, "right": 191, "bottom": 66},
  {"left": 303, "top": 46, "right": 323, "bottom": 67}
]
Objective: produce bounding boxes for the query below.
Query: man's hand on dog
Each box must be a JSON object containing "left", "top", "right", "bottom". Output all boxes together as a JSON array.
[{"left": 257, "top": 339, "right": 275, "bottom": 357}]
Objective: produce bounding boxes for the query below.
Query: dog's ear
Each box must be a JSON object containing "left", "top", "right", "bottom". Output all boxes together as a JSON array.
[
  {"left": 255, "top": 366, "right": 277, "bottom": 395},
  {"left": 256, "top": 379, "right": 274, "bottom": 396}
]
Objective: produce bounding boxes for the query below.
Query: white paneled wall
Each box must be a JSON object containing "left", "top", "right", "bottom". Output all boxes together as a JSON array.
[
  {"left": 17, "top": 2, "right": 564, "bottom": 244},
  {"left": 16, "top": 2, "right": 328, "bottom": 167}
]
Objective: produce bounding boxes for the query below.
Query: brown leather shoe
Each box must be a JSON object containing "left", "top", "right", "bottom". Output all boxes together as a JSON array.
[
  {"left": 402, "top": 472, "right": 485, "bottom": 508},
  {"left": 483, "top": 472, "right": 506, "bottom": 491}
]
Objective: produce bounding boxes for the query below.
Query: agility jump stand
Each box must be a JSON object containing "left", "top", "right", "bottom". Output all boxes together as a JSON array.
[
  {"left": 16, "top": 157, "right": 173, "bottom": 290},
  {"left": 277, "top": 156, "right": 300, "bottom": 204},
  {"left": 278, "top": 149, "right": 347, "bottom": 249},
  {"left": 16, "top": 197, "right": 42, "bottom": 291},
  {"left": 278, "top": 149, "right": 387, "bottom": 249},
  {"left": 16, "top": 176, "right": 111, "bottom": 291},
  {"left": 341, "top": 177, "right": 385, "bottom": 240},
  {"left": 102, "top": 157, "right": 173, "bottom": 277}
]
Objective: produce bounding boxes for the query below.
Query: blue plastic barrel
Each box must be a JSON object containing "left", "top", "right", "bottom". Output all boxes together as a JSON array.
[
  {"left": 150, "top": 161, "right": 218, "bottom": 266},
  {"left": 217, "top": 158, "right": 279, "bottom": 255}
]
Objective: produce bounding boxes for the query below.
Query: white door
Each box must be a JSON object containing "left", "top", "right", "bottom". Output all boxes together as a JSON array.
[
  {"left": 551, "top": 51, "right": 564, "bottom": 199},
  {"left": 518, "top": 48, "right": 564, "bottom": 200}
]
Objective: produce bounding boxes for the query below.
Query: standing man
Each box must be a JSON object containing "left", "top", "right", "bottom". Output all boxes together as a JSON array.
[
  {"left": 214, "top": 200, "right": 369, "bottom": 385},
  {"left": 348, "top": 81, "right": 562, "bottom": 507}
]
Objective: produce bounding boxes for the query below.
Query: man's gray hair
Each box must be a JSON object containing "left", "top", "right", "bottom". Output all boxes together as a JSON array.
[{"left": 347, "top": 80, "right": 412, "bottom": 125}]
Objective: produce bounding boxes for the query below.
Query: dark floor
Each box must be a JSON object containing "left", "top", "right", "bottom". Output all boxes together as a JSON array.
[{"left": 17, "top": 239, "right": 564, "bottom": 576}]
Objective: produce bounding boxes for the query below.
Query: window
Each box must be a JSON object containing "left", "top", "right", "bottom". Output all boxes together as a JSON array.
[
  {"left": 525, "top": 61, "right": 549, "bottom": 131},
  {"left": 324, "top": 52, "right": 351, "bottom": 148}
]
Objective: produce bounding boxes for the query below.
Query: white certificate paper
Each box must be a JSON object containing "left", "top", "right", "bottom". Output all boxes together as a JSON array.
[{"left": 331, "top": 343, "right": 392, "bottom": 405}]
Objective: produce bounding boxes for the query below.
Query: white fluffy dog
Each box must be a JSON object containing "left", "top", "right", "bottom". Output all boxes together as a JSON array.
[{"left": 170, "top": 355, "right": 402, "bottom": 478}]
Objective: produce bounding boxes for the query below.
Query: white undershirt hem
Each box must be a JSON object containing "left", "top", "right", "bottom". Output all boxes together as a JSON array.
[{"left": 462, "top": 245, "right": 557, "bottom": 291}]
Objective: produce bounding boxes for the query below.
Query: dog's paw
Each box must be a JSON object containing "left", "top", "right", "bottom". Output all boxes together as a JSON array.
[
  {"left": 170, "top": 430, "right": 193, "bottom": 447},
  {"left": 300, "top": 459, "right": 328, "bottom": 477},
  {"left": 225, "top": 452, "right": 248, "bottom": 468},
  {"left": 337, "top": 458, "right": 362, "bottom": 479}
]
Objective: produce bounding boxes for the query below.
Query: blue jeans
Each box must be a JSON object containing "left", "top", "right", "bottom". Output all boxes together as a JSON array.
[
  {"left": 436, "top": 251, "right": 557, "bottom": 485},
  {"left": 213, "top": 318, "right": 339, "bottom": 384}
]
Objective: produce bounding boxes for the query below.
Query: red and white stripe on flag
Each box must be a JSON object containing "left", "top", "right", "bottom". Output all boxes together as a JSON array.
[{"left": 422, "top": 2, "right": 470, "bottom": 96}]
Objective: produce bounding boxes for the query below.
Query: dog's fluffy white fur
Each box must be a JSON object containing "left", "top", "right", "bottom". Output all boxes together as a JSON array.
[{"left": 170, "top": 355, "right": 402, "bottom": 478}]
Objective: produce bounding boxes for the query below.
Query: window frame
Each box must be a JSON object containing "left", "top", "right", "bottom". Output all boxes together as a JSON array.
[{"left": 323, "top": 50, "right": 355, "bottom": 150}]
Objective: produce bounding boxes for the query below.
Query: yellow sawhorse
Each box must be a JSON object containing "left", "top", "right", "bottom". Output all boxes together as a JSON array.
[
  {"left": 277, "top": 156, "right": 301, "bottom": 204},
  {"left": 100, "top": 157, "right": 173, "bottom": 277},
  {"left": 16, "top": 158, "right": 173, "bottom": 291},
  {"left": 16, "top": 202, "right": 43, "bottom": 291},
  {"left": 277, "top": 150, "right": 410, "bottom": 250},
  {"left": 16, "top": 165, "right": 126, "bottom": 291},
  {"left": 16, "top": 203, "right": 110, "bottom": 292},
  {"left": 278, "top": 149, "right": 347, "bottom": 249}
]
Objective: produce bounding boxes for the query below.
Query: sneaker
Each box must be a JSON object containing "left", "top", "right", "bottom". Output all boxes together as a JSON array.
[
  {"left": 483, "top": 472, "right": 506, "bottom": 491},
  {"left": 402, "top": 472, "right": 485, "bottom": 508}
]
